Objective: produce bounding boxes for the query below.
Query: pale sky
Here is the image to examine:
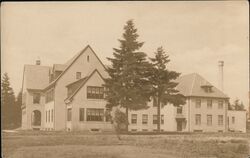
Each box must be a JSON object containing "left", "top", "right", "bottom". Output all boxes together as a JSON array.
[{"left": 1, "top": 2, "right": 249, "bottom": 109}]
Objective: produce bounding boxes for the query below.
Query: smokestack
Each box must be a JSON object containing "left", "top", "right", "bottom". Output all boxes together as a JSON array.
[
  {"left": 36, "top": 57, "right": 41, "bottom": 65},
  {"left": 218, "top": 61, "right": 224, "bottom": 92}
]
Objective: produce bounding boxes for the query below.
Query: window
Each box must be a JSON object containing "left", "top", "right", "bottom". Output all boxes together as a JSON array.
[
  {"left": 67, "top": 108, "right": 72, "bottom": 121},
  {"left": 232, "top": 116, "right": 235, "bottom": 124},
  {"left": 87, "top": 108, "right": 104, "bottom": 121},
  {"left": 195, "top": 114, "right": 201, "bottom": 125},
  {"left": 161, "top": 115, "right": 164, "bottom": 124},
  {"left": 207, "top": 115, "right": 212, "bottom": 126},
  {"left": 46, "top": 111, "right": 47, "bottom": 123},
  {"left": 79, "top": 108, "right": 84, "bottom": 121},
  {"left": 207, "top": 99, "right": 212, "bottom": 109},
  {"left": 177, "top": 106, "right": 182, "bottom": 114},
  {"left": 48, "top": 110, "right": 50, "bottom": 122},
  {"left": 33, "top": 93, "right": 40, "bottom": 104},
  {"left": 196, "top": 99, "right": 201, "bottom": 108},
  {"left": 218, "top": 115, "right": 223, "bottom": 126},
  {"left": 142, "top": 114, "right": 148, "bottom": 124},
  {"left": 45, "top": 89, "right": 54, "bottom": 103},
  {"left": 218, "top": 100, "right": 223, "bottom": 109},
  {"left": 87, "top": 86, "right": 104, "bottom": 99},
  {"left": 153, "top": 115, "right": 158, "bottom": 124},
  {"left": 76, "top": 72, "right": 81, "bottom": 80},
  {"left": 131, "top": 114, "right": 137, "bottom": 124},
  {"left": 87, "top": 55, "right": 89, "bottom": 62},
  {"left": 51, "top": 110, "right": 53, "bottom": 122}
]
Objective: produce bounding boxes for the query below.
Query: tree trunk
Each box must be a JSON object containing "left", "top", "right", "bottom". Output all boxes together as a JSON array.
[
  {"left": 126, "top": 106, "right": 129, "bottom": 132},
  {"left": 157, "top": 96, "right": 161, "bottom": 132}
]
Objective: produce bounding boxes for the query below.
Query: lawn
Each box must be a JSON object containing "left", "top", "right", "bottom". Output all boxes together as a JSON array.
[{"left": 2, "top": 131, "right": 250, "bottom": 158}]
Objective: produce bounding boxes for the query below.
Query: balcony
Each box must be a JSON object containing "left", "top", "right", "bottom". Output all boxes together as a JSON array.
[{"left": 176, "top": 113, "right": 186, "bottom": 119}]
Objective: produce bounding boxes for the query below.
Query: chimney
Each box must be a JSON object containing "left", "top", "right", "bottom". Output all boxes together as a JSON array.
[
  {"left": 218, "top": 61, "right": 224, "bottom": 92},
  {"left": 36, "top": 57, "right": 41, "bottom": 65}
]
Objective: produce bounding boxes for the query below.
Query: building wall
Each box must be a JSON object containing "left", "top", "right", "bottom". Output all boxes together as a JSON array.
[
  {"left": 228, "top": 110, "right": 246, "bottom": 133},
  {"left": 22, "top": 90, "right": 45, "bottom": 130},
  {"left": 67, "top": 71, "right": 112, "bottom": 131},
  {"left": 189, "top": 97, "right": 228, "bottom": 132},
  {"left": 54, "top": 47, "right": 108, "bottom": 130},
  {"left": 44, "top": 101, "right": 54, "bottom": 130}
]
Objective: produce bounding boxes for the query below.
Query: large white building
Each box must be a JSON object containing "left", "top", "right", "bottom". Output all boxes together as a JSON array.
[{"left": 21, "top": 45, "right": 233, "bottom": 132}]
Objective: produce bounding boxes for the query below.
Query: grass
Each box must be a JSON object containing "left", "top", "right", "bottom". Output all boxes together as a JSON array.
[{"left": 2, "top": 131, "right": 250, "bottom": 158}]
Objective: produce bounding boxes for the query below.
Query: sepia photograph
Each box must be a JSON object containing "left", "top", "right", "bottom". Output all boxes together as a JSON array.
[{"left": 1, "top": 1, "right": 249, "bottom": 158}]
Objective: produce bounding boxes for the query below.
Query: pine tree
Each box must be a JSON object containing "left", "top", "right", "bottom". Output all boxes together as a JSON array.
[
  {"left": 1, "top": 73, "right": 16, "bottom": 129},
  {"left": 105, "top": 20, "right": 152, "bottom": 132},
  {"left": 148, "top": 47, "right": 186, "bottom": 132}
]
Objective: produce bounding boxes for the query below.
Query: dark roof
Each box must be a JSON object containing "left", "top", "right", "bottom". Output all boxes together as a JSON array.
[{"left": 176, "top": 73, "right": 228, "bottom": 98}]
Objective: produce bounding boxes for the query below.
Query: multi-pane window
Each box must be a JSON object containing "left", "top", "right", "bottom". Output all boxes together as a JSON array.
[
  {"left": 207, "top": 99, "right": 212, "bottom": 109},
  {"left": 131, "top": 114, "right": 137, "bottom": 124},
  {"left": 142, "top": 114, "right": 148, "bottom": 124},
  {"left": 196, "top": 99, "right": 201, "bottom": 108},
  {"left": 87, "top": 108, "right": 104, "bottom": 121},
  {"left": 76, "top": 72, "right": 81, "bottom": 80},
  {"left": 232, "top": 116, "right": 235, "bottom": 124},
  {"left": 153, "top": 115, "right": 158, "bottom": 124},
  {"left": 33, "top": 93, "right": 41, "bottom": 104},
  {"left": 161, "top": 115, "right": 164, "bottom": 124},
  {"left": 79, "top": 108, "right": 84, "bottom": 121},
  {"left": 45, "top": 89, "right": 54, "bottom": 103},
  {"left": 207, "top": 115, "right": 212, "bottom": 126},
  {"left": 218, "top": 115, "right": 223, "bottom": 126},
  {"left": 87, "top": 86, "right": 104, "bottom": 99},
  {"left": 218, "top": 100, "right": 223, "bottom": 109},
  {"left": 67, "top": 108, "right": 72, "bottom": 121},
  {"left": 195, "top": 114, "right": 201, "bottom": 125}
]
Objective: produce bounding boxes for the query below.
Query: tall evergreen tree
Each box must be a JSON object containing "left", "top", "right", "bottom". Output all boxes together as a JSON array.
[
  {"left": 105, "top": 20, "right": 151, "bottom": 131},
  {"left": 1, "top": 73, "right": 16, "bottom": 129},
  {"left": 148, "top": 47, "right": 186, "bottom": 132}
]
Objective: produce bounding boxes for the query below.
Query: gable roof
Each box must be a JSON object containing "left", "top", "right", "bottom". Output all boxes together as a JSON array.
[
  {"left": 23, "top": 65, "right": 51, "bottom": 90},
  {"left": 176, "top": 73, "right": 228, "bottom": 98},
  {"left": 43, "top": 45, "right": 107, "bottom": 91},
  {"left": 65, "top": 69, "right": 105, "bottom": 103},
  {"left": 53, "top": 64, "right": 67, "bottom": 72}
]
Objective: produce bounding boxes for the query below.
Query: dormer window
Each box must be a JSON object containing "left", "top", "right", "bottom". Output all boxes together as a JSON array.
[
  {"left": 76, "top": 72, "right": 81, "bottom": 80},
  {"left": 201, "top": 82, "right": 213, "bottom": 93}
]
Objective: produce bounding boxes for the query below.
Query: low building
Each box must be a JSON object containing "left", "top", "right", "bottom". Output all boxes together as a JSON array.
[{"left": 228, "top": 110, "right": 246, "bottom": 133}]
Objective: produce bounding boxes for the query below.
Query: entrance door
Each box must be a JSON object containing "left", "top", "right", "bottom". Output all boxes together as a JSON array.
[{"left": 177, "top": 120, "right": 182, "bottom": 131}]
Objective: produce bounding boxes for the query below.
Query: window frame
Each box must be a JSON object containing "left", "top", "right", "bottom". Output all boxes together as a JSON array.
[
  {"left": 86, "top": 108, "right": 104, "bottom": 121},
  {"left": 67, "top": 108, "right": 72, "bottom": 121},
  {"left": 87, "top": 86, "right": 104, "bottom": 99},
  {"left": 207, "top": 99, "right": 212, "bottom": 109},
  {"left": 131, "top": 114, "right": 137, "bottom": 124},
  {"left": 142, "top": 114, "right": 148, "bottom": 124},
  {"left": 76, "top": 72, "right": 81, "bottom": 80},
  {"left": 195, "top": 114, "right": 201, "bottom": 125},
  {"left": 218, "top": 100, "right": 223, "bottom": 109},
  {"left": 218, "top": 115, "right": 223, "bottom": 126},
  {"left": 195, "top": 99, "right": 201, "bottom": 108},
  {"left": 207, "top": 114, "right": 212, "bottom": 126}
]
